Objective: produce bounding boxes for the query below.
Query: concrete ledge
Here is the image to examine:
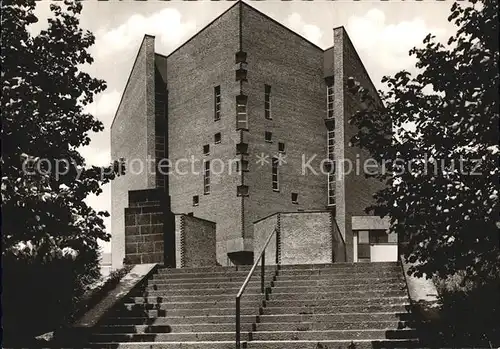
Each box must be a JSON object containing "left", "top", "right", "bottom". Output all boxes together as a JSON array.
[
  {"left": 400, "top": 256, "right": 440, "bottom": 322},
  {"left": 75, "top": 263, "right": 158, "bottom": 327},
  {"left": 352, "top": 215, "right": 390, "bottom": 231}
]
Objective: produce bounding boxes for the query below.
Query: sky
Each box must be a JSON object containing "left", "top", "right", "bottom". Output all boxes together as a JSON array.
[{"left": 33, "top": 0, "right": 457, "bottom": 254}]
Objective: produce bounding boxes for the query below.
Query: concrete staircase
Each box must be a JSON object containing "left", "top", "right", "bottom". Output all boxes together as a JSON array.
[{"left": 88, "top": 262, "right": 424, "bottom": 348}]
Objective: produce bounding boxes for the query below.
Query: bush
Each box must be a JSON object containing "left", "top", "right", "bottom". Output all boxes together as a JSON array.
[
  {"left": 2, "top": 247, "right": 101, "bottom": 345},
  {"left": 432, "top": 273, "right": 500, "bottom": 346}
]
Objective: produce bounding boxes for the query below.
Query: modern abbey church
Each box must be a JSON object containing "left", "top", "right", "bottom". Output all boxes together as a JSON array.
[{"left": 110, "top": 1, "right": 397, "bottom": 270}]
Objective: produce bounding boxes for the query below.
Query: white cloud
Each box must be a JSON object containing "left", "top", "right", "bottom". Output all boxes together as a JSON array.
[
  {"left": 93, "top": 8, "right": 196, "bottom": 59},
  {"left": 84, "top": 89, "right": 121, "bottom": 128},
  {"left": 347, "top": 9, "right": 448, "bottom": 75},
  {"left": 286, "top": 13, "right": 323, "bottom": 46}
]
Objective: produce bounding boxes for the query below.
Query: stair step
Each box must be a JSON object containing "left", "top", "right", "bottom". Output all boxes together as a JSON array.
[
  {"left": 112, "top": 306, "right": 260, "bottom": 317},
  {"left": 150, "top": 275, "right": 275, "bottom": 284},
  {"left": 155, "top": 262, "right": 400, "bottom": 274},
  {"left": 257, "top": 312, "right": 414, "bottom": 323},
  {"left": 96, "top": 323, "right": 252, "bottom": 334},
  {"left": 273, "top": 278, "right": 405, "bottom": 287},
  {"left": 265, "top": 296, "right": 409, "bottom": 308},
  {"left": 250, "top": 329, "right": 418, "bottom": 341},
  {"left": 88, "top": 342, "right": 236, "bottom": 349},
  {"left": 145, "top": 280, "right": 263, "bottom": 290},
  {"left": 275, "top": 273, "right": 402, "bottom": 281},
  {"left": 262, "top": 304, "right": 410, "bottom": 315},
  {"left": 244, "top": 339, "right": 426, "bottom": 349},
  {"left": 85, "top": 340, "right": 426, "bottom": 349},
  {"left": 120, "top": 298, "right": 262, "bottom": 310},
  {"left": 90, "top": 332, "right": 249, "bottom": 342},
  {"left": 104, "top": 315, "right": 257, "bottom": 326},
  {"left": 276, "top": 268, "right": 401, "bottom": 276},
  {"left": 255, "top": 320, "right": 415, "bottom": 331},
  {"left": 152, "top": 271, "right": 276, "bottom": 280},
  {"left": 127, "top": 293, "right": 264, "bottom": 303},
  {"left": 268, "top": 290, "right": 407, "bottom": 300}
]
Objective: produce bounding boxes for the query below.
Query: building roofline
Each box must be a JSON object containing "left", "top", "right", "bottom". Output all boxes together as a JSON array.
[
  {"left": 337, "top": 26, "right": 384, "bottom": 106},
  {"left": 164, "top": 0, "right": 324, "bottom": 60},
  {"left": 110, "top": 34, "right": 154, "bottom": 130},
  {"left": 239, "top": 1, "right": 324, "bottom": 52},
  {"left": 165, "top": 1, "right": 241, "bottom": 59}
]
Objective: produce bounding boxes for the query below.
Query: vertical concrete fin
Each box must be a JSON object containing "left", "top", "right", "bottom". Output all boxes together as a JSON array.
[{"left": 110, "top": 34, "right": 157, "bottom": 269}]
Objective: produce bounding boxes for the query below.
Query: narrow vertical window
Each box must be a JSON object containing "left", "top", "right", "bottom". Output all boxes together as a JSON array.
[
  {"left": 265, "top": 131, "right": 273, "bottom": 143},
  {"left": 327, "top": 84, "right": 334, "bottom": 119},
  {"left": 204, "top": 161, "right": 210, "bottom": 194},
  {"left": 214, "top": 132, "right": 221, "bottom": 144},
  {"left": 214, "top": 86, "right": 221, "bottom": 121},
  {"left": 203, "top": 144, "right": 210, "bottom": 155},
  {"left": 236, "top": 95, "right": 248, "bottom": 130},
  {"left": 291, "top": 192, "right": 298, "bottom": 204},
  {"left": 265, "top": 84, "right": 271, "bottom": 119},
  {"left": 193, "top": 195, "right": 199, "bottom": 206},
  {"left": 278, "top": 142, "right": 285, "bottom": 153},
  {"left": 272, "top": 157, "right": 279, "bottom": 191}
]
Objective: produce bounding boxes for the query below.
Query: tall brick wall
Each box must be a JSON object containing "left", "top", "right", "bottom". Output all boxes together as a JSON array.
[
  {"left": 241, "top": 4, "right": 328, "bottom": 249},
  {"left": 162, "top": 5, "right": 242, "bottom": 266},
  {"left": 253, "top": 211, "right": 341, "bottom": 265},
  {"left": 174, "top": 214, "right": 217, "bottom": 268},
  {"left": 111, "top": 35, "right": 156, "bottom": 268}
]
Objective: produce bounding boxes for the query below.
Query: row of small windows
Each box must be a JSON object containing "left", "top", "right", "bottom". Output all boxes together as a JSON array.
[
  {"left": 326, "top": 82, "right": 335, "bottom": 206},
  {"left": 203, "top": 133, "right": 284, "bottom": 155},
  {"left": 193, "top": 192, "right": 299, "bottom": 206},
  {"left": 213, "top": 85, "right": 272, "bottom": 122}
]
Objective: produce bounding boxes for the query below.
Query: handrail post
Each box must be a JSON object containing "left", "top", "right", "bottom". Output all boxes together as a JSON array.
[
  {"left": 261, "top": 251, "right": 265, "bottom": 294},
  {"left": 235, "top": 296, "right": 240, "bottom": 349}
]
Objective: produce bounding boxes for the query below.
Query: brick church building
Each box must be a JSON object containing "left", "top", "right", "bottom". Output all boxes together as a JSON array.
[{"left": 110, "top": 1, "right": 397, "bottom": 269}]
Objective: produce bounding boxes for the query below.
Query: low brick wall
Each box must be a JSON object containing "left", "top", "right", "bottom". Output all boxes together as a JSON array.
[
  {"left": 254, "top": 211, "right": 344, "bottom": 265},
  {"left": 175, "top": 214, "right": 217, "bottom": 268}
]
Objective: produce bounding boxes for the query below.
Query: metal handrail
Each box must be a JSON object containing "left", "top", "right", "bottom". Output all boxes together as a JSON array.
[
  {"left": 332, "top": 219, "right": 347, "bottom": 262},
  {"left": 235, "top": 227, "right": 278, "bottom": 349}
]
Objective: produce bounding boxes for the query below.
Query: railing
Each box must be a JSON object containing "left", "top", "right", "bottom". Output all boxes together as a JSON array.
[
  {"left": 235, "top": 227, "right": 278, "bottom": 349},
  {"left": 332, "top": 219, "right": 347, "bottom": 262}
]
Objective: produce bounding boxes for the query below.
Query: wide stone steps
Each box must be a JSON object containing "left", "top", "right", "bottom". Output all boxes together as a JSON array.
[{"left": 86, "top": 262, "right": 421, "bottom": 347}]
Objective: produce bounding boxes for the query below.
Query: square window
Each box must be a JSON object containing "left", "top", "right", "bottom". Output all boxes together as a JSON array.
[
  {"left": 193, "top": 195, "right": 199, "bottom": 206},
  {"left": 291, "top": 192, "right": 298, "bottom": 204},
  {"left": 203, "top": 144, "right": 210, "bottom": 155},
  {"left": 278, "top": 142, "right": 285, "bottom": 152},
  {"left": 237, "top": 185, "right": 249, "bottom": 197},
  {"left": 214, "top": 133, "right": 221, "bottom": 144},
  {"left": 236, "top": 142, "right": 248, "bottom": 155},
  {"left": 265, "top": 131, "right": 273, "bottom": 143}
]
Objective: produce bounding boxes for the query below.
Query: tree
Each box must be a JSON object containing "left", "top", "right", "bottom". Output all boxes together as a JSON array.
[
  {"left": 1, "top": 0, "right": 120, "bottom": 340},
  {"left": 346, "top": 0, "right": 499, "bottom": 282}
]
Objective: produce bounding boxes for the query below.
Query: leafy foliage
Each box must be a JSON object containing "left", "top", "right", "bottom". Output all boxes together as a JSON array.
[
  {"left": 1, "top": 0, "right": 121, "bottom": 340},
  {"left": 346, "top": 0, "right": 499, "bottom": 282}
]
